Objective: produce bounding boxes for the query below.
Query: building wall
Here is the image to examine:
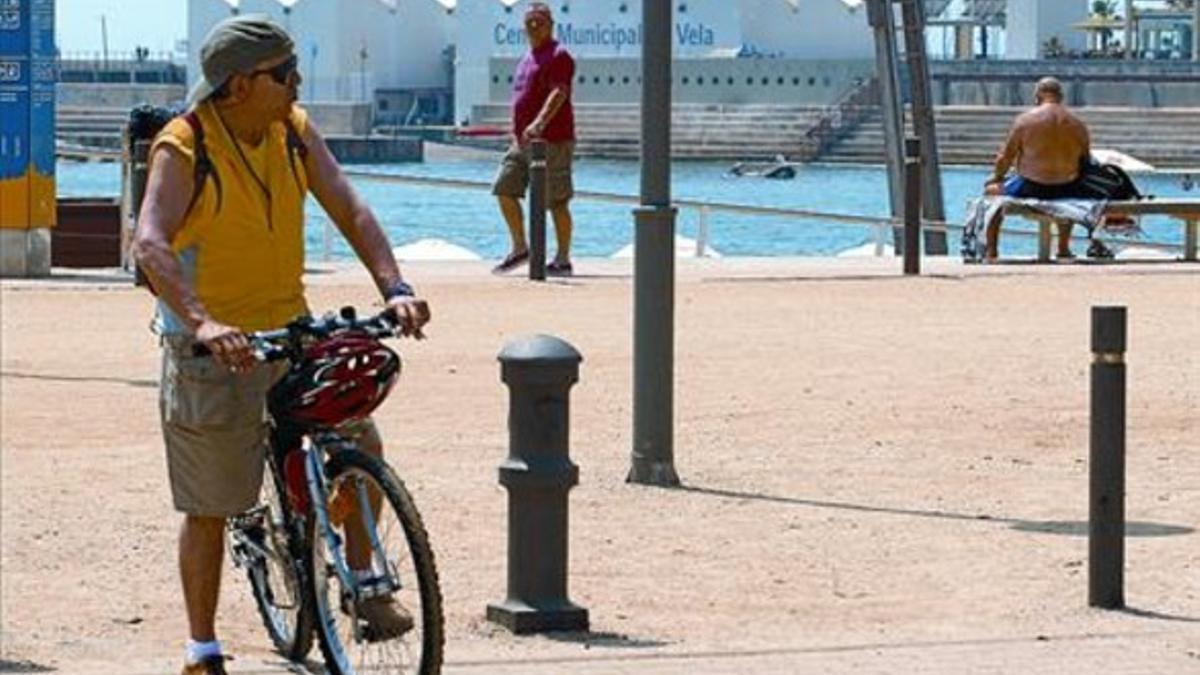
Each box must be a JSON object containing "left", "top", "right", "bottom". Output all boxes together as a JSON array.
[
  {"left": 737, "top": 0, "right": 872, "bottom": 60},
  {"left": 931, "top": 59, "right": 1200, "bottom": 107},
  {"left": 488, "top": 56, "right": 875, "bottom": 107},
  {"left": 454, "top": 0, "right": 745, "bottom": 125},
  {"left": 1005, "top": 0, "right": 1088, "bottom": 59},
  {"left": 187, "top": 0, "right": 452, "bottom": 103},
  {"left": 56, "top": 83, "right": 185, "bottom": 107}
]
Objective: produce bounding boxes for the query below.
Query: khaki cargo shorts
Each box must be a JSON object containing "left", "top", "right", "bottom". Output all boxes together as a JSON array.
[
  {"left": 491, "top": 141, "right": 575, "bottom": 207},
  {"left": 159, "top": 338, "right": 286, "bottom": 517},
  {"left": 159, "top": 337, "right": 382, "bottom": 517}
]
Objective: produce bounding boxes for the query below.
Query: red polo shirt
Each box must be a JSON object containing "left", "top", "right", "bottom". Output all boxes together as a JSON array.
[{"left": 511, "top": 39, "right": 575, "bottom": 143}]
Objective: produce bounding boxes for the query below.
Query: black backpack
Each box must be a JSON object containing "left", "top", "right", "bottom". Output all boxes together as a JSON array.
[{"left": 1077, "top": 158, "right": 1142, "bottom": 201}]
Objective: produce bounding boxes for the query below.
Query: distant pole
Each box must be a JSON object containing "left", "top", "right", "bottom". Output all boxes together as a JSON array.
[
  {"left": 866, "top": 0, "right": 905, "bottom": 233},
  {"left": 898, "top": 0, "right": 946, "bottom": 252},
  {"left": 359, "top": 43, "right": 368, "bottom": 103},
  {"left": 1124, "top": 0, "right": 1134, "bottom": 59},
  {"left": 1089, "top": 306, "right": 1127, "bottom": 610},
  {"left": 629, "top": 0, "right": 679, "bottom": 487},
  {"left": 100, "top": 15, "right": 109, "bottom": 68},
  {"left": 1193, "top": 1, "right": 1199, "bottom": 62}
]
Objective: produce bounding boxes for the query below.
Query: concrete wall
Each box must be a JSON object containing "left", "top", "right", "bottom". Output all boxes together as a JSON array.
[
  {"left": 931, "top": 60, "right": 1200, "bottom": 107},
  {"left": 1006, "top": 0, "right": 1089, "bottom": 60},
  {"left": 0, "top": 230, "right": 52, "bottom": 277},
  {"left": 305, "top": 102, "right": 375, "bottom": 136},
  {"left": 324, "top": 136, "right": 422, "bottom": 164},
  {"left": 488, "top": 56, "right": 875, "bottom": 108},
  {"left": 56, "top": 83, "right": 185, "bottom": 108}
]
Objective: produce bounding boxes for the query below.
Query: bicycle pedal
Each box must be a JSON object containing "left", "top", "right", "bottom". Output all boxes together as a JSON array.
[
  {"left": 229, "top": 524, "right": 268, "bottom": 568},
  {"left": 228, "top": 505, "right": 268, "bottom": 532}
]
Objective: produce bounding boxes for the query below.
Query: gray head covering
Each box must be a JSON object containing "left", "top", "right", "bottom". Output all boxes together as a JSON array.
[{"left": 187, "top": 14, "right": 294, "bottom": 106}]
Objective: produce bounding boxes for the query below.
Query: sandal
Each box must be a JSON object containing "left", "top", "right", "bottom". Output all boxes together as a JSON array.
[
  {"left": 492, "top": 249, "right": 529, "bottom": 274},
  {"left": 547, "top": 260, "right": 573, "bottom": 277}
]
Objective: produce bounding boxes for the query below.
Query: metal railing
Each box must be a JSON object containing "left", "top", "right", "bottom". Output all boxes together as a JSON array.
[
  {"left": 798, "top": 78, "right": 881, "bottom": 162},
  {"left": 338, "top": 170, "right": 1183, "bottom": 263}
]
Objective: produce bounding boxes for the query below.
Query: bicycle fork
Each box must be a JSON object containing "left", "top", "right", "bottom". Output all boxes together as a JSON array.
[{"left": 305, "top": 438, "right": 402, "bottom": 637}]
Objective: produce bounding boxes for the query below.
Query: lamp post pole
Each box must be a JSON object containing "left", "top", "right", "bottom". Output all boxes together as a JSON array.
[{"left": 629, "top": 0, "right": 679, "bottom": 487}]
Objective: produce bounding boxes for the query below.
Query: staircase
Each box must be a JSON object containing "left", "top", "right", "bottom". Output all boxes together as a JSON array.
[
  {"left": 57, "top": 106, "right": 129, "bottom": 150},
  {"left": 470, "top": 102, "right": 827, "bottom": 160},
  {"left": 819, "top": 106, "right": 1200, "bottom": 168}
]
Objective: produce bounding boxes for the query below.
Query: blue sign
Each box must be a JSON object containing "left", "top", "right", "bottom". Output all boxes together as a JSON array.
[{"left": 0, "top": 0, "right": 54, "bottom": 229}]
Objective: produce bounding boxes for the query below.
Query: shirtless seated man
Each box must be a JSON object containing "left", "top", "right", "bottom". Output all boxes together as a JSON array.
[{"left": 984, "top": 77, "right": 1092, "bottom": 260}]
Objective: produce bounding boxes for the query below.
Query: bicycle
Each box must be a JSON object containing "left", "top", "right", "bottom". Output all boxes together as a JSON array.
[{"left": 202, "top": 306, "right": 444, "bottom": 674}]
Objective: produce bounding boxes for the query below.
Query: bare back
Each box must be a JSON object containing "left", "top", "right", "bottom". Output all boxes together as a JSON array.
[{"left": 1007, "top": 103, "right": 1090, "bottom": 185}]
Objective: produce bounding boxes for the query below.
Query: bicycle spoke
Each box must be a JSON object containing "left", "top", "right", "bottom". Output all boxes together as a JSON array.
[{"left": 310, "top": 451, "right": 443, "bottom": 674}]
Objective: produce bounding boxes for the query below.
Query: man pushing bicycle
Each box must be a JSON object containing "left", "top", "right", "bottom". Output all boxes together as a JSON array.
[{"left": 131, "top": 15, "right": 430, "bottom": 675}]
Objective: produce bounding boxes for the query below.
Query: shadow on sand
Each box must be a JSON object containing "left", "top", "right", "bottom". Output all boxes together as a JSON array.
[{"left": 677, "top": 484, "right": 1194, "bottom": 538}]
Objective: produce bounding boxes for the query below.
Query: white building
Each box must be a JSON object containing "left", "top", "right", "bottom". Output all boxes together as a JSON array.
[
  {"left": 185, "top": 1, "right": 1101, "bottom": 126},
  {"left": 187, "top": 0, "right": 453, "bottom": 103},
  {"left": 187, "top": 0, "right": 878, "bottom": 124}
]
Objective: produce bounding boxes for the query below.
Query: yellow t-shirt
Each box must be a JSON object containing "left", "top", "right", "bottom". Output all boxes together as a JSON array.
[{"left": 150, "top": 101, "right": 310, "bottom": 333}]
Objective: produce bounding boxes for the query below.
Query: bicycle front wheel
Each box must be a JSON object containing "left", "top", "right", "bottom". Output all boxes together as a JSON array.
[
  {"left": 230, "top": 458, "right": 315, "bottom": 661},
  {"left": 310, "top": 449, "right": 444, "bottom": 675}
]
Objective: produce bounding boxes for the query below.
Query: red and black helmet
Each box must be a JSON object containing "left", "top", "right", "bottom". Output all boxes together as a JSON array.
[{"left": 269, "top": 332, "right": 401, "bottom": 429}]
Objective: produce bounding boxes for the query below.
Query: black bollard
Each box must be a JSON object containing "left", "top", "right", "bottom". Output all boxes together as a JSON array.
[
  {"left": 1089, "top": 306, "right": 1126, "bottom": 609},
  {"left": 903, "top": 157, "right": 921, "bottom": 276},
  {"left": 528, "top": 140, "right": 547, "bottom": 281},
  {"left": 487, "top": 335, "right": 589, "bottom": 634}
]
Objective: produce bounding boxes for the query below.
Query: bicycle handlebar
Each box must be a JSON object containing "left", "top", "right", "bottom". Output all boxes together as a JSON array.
[{"left": 191, "top": 306, "right": 403, "bottom": 361}]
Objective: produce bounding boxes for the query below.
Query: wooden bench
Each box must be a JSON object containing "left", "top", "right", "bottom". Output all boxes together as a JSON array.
[{"left": 1001, "top": 199, "right": 1200, "bottom": 262}]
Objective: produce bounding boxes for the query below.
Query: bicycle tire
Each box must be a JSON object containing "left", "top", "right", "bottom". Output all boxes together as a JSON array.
[
  {"left": 310, "top": 448, "right": 444, "bottom": 675},
  {"left": 235, "top": 459, "right": 316, "bottom": 660}
]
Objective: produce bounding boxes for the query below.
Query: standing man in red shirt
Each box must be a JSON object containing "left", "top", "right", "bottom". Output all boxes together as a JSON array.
[{"left": 491, "top": 2, "right": 577, "bottom": 276}]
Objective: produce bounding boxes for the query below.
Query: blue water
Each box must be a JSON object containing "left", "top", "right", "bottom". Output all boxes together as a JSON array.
[{"left": 57, "top": 157, "right": 1192, "bottom": 260}]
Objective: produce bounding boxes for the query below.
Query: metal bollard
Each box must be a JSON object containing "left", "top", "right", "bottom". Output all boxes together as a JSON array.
[
  {"left": 903, "top": 157, "right": 921, "bottom": 276},
  {"left": 902, "top": 137, "right": 921, "bottom": 274},
  {"left": 528, "top": 140, "right": 547, "bottom": 281},
  {"left": 1089, "top": 306, "right": 1126, "bottom": 609},
  {"left": 487, "top": 335, "right": 589, "bottom": 634}
]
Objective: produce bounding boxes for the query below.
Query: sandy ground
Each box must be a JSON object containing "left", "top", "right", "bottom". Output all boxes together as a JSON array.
[{"left": 1, "top": 256, "right": 1198, "bottom": 674}]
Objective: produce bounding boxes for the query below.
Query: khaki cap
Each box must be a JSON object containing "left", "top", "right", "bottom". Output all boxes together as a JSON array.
[{"left": 187, "top": 14, "right": 294, "bottom": 107}]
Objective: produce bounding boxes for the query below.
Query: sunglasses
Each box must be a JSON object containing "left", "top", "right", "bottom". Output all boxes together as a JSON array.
[{"left": 248, "top": 54, "right": 298, "bottom": 85}]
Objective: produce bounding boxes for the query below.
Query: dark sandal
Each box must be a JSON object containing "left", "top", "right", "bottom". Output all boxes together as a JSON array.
[{"left": 492, "top": 249, "right": 530, "bottom": 274}]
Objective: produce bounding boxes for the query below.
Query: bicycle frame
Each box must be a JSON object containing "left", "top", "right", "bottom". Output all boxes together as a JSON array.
[{"left": 294, "top": 430, "right": 403, "bottom": 612}]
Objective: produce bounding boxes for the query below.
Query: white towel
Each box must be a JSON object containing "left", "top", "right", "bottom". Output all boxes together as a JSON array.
[{"left": 961, "top": 197, "right": 1109, "bottom": 261}]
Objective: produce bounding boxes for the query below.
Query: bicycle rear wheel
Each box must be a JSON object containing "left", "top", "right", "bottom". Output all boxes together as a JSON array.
[
  {"left": 310, "top": 449, "right": 444, "bottom": 675},
  {"left": 229, "top": 459, "right": 315, "bottom": 660}
]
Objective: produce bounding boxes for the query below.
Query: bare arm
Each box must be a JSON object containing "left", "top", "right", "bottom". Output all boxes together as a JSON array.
[
  {"left": 302, "top": 119, "right": 430, "bottom": 335},
  {"left": 988, "top": 121, "right": 1022, "bottom": 185},
  {"left": 523, "top": 87, "right": 568, "bottom": 141},
  {"left": 131, "top": 146, "right": 209, "bottom": 331},
  {"left": 131, "top": 145, "right": 255, "bottom": 369}
]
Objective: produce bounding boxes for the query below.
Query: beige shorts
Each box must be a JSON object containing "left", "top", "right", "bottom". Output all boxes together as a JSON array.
[
  {"left": 491, "top": 141, "right": 575, "bottom": 207},
  {"left": 159, "top": 338, "right": 287, "bottom": 517},
  {"left": 159, "top": 337, "right": 383, "bottom": 517}
]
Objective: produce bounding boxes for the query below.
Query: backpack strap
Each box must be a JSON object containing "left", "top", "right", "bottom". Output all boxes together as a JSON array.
[
  {"left": 182, "top": 111, "right": 222, "bottom": 217},
  {"left": 284, "top": 117, "right": 308, "bottom": 193}
]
